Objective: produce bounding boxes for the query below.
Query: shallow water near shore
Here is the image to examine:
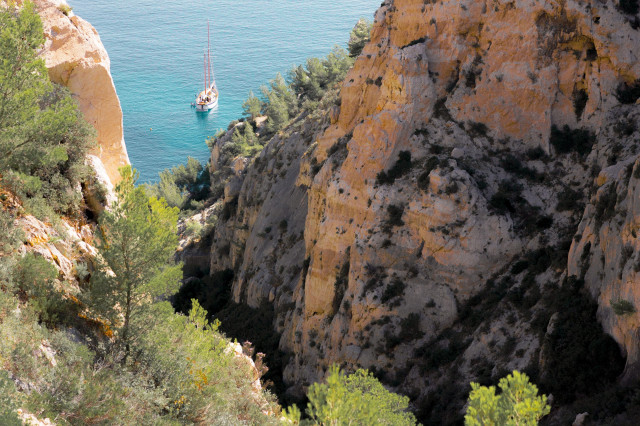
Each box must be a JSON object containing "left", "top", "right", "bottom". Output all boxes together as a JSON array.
[{"left": 71, "top": 0, "right": 380, "bottom": 182}]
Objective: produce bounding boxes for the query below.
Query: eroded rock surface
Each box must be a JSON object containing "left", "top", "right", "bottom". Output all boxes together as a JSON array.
[
  {"left": 201, "top": 0, "right": 640, "bottom": 421},
  {"left": 34, "top": 0, "right": 130, "bottom": 186}
]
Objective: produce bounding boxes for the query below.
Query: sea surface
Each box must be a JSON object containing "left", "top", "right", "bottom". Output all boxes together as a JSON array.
[{"left": 71, "top": 0, "right": 381, "bottom": 182}]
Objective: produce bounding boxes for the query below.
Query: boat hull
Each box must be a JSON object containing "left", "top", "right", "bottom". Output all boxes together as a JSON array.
[
  {"left": 195, "top": 83, "right": 219, "bottom": 112},
  {"left": 195, "top": 96, "right": 218, "bottom": 111}
]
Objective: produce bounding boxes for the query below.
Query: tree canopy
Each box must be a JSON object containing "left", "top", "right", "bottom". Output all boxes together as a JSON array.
[
  {"left": 242, "top": 90, "right": 262, "bottom": 120},
  {"left": 284, "top": 365, "right": 417, "bottom": 425},
  {"left": 0, "top": 1, "right": 94, "bottom": 218},
  {"left": 348, "top": 18, "right": 373, "bottom": 57},
  {"left": 90, "top": 166, "right": 181, "bottom": 357},
  {"left": 145, "top": 156, "right": 211, "bottom": 213},
  {"left": 465, "top": 371, "right": 551, "bottom": 426}
]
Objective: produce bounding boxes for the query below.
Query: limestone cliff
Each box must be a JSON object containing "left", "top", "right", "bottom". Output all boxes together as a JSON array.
[
  {"left": 32, "top": 0, "right": 130, "bottom": 186},
  {"left": 201, "top": 0, "right": 640, "bottom": 422}
]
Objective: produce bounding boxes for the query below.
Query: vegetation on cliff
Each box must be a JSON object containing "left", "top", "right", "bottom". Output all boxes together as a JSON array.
[
  {"left": 0, "top": 5, "right": 422, "bottom": 423},
  {"left": 145, "top": 157, "right": 211, "bottom": 215},
  {"left": 284, "top": 365, "right": 417, "bottom": 425},
  {"left": 347, "top": 18, "right": 372, "bottom": 58},
  {"left": 89, "top": 166, "right": 182, "bottom": 359},
  {"left": 0, "top": 1, "right": 95, "bottom": 220},
  {"left": 7, "top": 0, "right": 640, "bottom": 423},
  {"left": 0, "top": 3, "right": 280, "bottom": 423},
  {"left": 465, "top": 371, "right": 550, "bottom": 426},
  {"left": 175, "top": 0, "right": 640, "bottom": 423},
  {"left": 0, "top": 165, "right": 281, "bottom": 423}
]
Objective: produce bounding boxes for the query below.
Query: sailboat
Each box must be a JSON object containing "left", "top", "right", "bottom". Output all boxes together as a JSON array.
[{"left": 194, "top": 21, "right": 218, "bottom": 112}]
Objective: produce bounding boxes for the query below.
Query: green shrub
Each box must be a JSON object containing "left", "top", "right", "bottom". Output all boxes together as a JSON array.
[
  {"left": 348, "top": 18, "right": 373, "bottom": 57},
  {"left": 383, "top": 204, "right": 405, "bottom": 233},
  {"left": 261, "top": 73, "right": 298, "bottom": 136},
  {"left": 242, "top": 91, "right": 262, "bottom": 120},
  {"left": 0, "top": 371, "right": 20, "bottom": 426},
  {"left": 289, "top": 47, "right": 353, "bottom": 108},
  {"left": 0, "top": 4, "right": 94, "bottom": 218},
  {"left": 57, "top": 4, "right": 72, "bottom": 15},
  {"left": 381, "top": 278, "right": 406, "bottom": 304},
  {"left": 12, "top": 252, "right": 66, "bottom": 324},
  {"left": 611, "top": 299, "right": 636, "bottom": 315},
  {"left": 146, "top": 157, "right": 213, "bottom": 213},
  {"left": 222, "top": 122, "right": 263, "bottom": 160},
  {"left": 465, "top": 371, "right": 550, "bottom": 425},
  {"left": 134, "top": 301, "right": 279, "bottom": 423},
  {"left": 184, "top": 220, "right": 203, "bottom": 238},
  {"left": 284, "top": 365, "right": 417, "bottom": 425}
]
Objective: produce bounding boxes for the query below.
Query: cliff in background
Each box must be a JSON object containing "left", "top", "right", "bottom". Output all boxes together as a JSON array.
[
  {"left": 32, "top": 0, "right": 129, "bottom": 186},
  {"left": 202, "top": 0, "right": 640, "bottom": 422}
]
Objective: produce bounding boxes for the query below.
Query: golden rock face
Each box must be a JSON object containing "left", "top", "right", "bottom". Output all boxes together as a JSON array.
[
  {"left": 206, "top": 0, "right": 640, "bottom": 398},
  {"left": 35, "top": 0, "right": 130, "bottom": 186}
]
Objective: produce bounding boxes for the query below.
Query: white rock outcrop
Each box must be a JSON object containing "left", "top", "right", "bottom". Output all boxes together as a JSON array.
[{"left": 34, "top": 0, "right": 130, "bottom": 186}]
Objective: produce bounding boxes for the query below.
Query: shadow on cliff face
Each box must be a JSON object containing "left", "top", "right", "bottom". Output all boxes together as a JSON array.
[
  {"left": 537, "top": 278, "right": 625, "bottom": 404},
  {"left": 213, "top": 300, "right": 294, "bottom": 405},
  {"left": 414, "top": 273, "right": 628, "bottom": 425},
  {"left": 173, "top": 268, "right": 233, "bottom": 315},
  {"left": 172, "top": 268, "right": 293, "bottom": 405}
]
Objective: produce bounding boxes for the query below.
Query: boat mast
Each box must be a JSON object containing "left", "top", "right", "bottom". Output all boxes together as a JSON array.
[
  {"left": 207, "top": 20, "right": 213, "bottom": 89},
  {"left": 203, "top": 51, "right": 207, "bottom": 92}
]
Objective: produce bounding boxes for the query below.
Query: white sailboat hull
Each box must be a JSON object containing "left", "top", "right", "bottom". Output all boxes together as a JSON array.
[
  {"left": 195, "top": 96, "right": 218, "bottom": 111},
  {"left": 195, "top": 83, "right": 218, "bottom": 112}
]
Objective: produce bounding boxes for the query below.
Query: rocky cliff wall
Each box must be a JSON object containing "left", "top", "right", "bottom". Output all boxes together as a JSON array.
[
  {"left": 204, "top": 0, "right": 640, "bottom": 420},
  {"left": 33, "top": 0, "right": 130, "bottom": 186}
]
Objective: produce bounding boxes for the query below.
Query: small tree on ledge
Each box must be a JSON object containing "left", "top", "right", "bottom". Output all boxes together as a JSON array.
[{"left": 90, "top": 166, "right": 181, "bottom": 360}]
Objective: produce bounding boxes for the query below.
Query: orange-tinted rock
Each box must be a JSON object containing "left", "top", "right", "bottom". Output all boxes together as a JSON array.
[{"left": 34, "top": 0, "right": 130, "bottom": 185}]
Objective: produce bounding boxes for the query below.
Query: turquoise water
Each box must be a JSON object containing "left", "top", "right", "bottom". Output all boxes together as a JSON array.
[{"left": 70, "top": 0, "right": 380, "bottom": 182}]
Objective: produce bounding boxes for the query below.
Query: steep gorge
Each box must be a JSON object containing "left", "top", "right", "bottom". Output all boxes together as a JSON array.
[{"left": 201, "top": 0, "right": 640, "bottom": 422}]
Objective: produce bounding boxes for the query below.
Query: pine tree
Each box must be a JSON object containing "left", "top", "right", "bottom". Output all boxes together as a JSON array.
[
  {"left": 262, "top": 73, "right": 297, "bottom": 135},
  {"left": 465, "top": 370, "right": 551, "bottom": 425},
  {"left": 0, "top": 1, "right": 47, "bottom": 132},
  {"left": 90, "top": 166, "right": 181, "bottom": 359},
  {"left": 0, "top": 1, "right": 94, "bottom": 217},
  {"left": 284, "top": 365, "right": 417, "bottom": 425},
  {"left": 242, "top": 91, "right": 262, "bottom": 120},
  {"left": 348, "top": 18, "right": 373, "bottom": 58}
]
